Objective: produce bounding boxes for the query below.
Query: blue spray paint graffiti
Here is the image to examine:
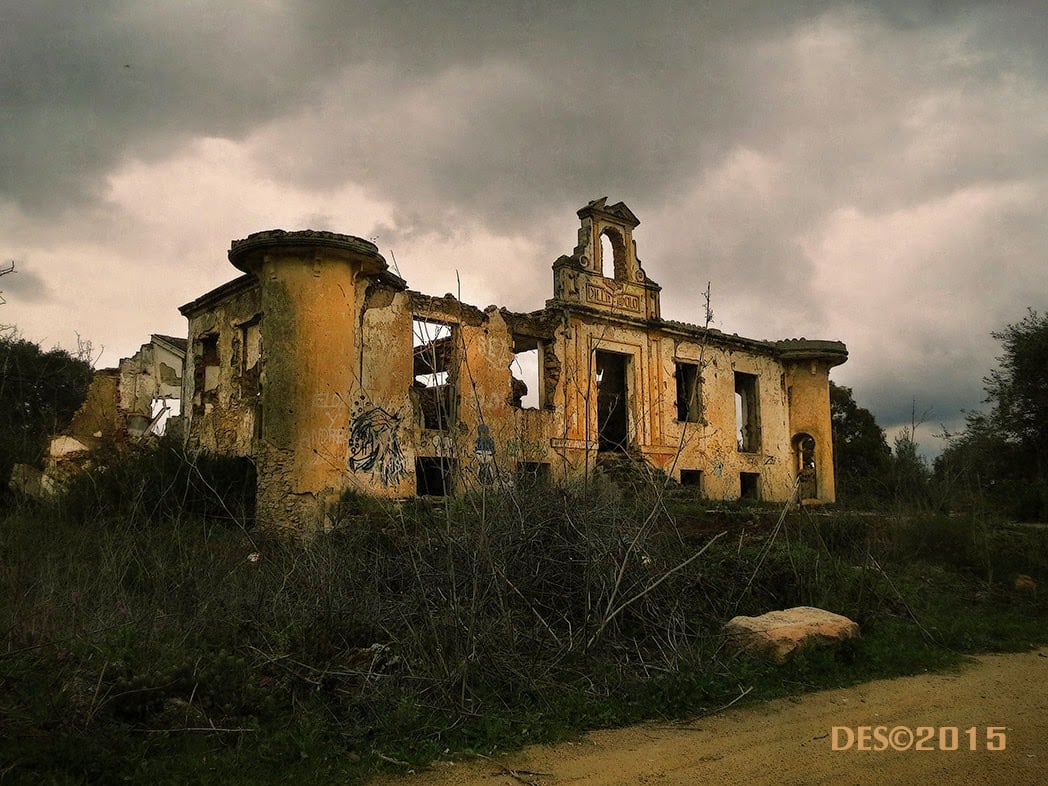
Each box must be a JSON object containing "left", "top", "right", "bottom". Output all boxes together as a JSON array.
[{"left": 474, "top": 423, "right": 496, "bottom": 485}]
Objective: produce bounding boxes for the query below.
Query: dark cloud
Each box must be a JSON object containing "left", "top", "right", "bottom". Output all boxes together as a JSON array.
[
  {"left": 3, "top": 1, "right": 1048, "bottom": 454},
  {"left": 0, "top": 0, "right": 365, "bottom": 213},
  {"left": 0, "top": 264, "right": 50, "bottom": 303}
]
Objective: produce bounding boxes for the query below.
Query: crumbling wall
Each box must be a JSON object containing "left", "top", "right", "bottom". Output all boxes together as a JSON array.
[
  {"left": 347, "top": 290, "right": 559, "bottom": 499},
  {"left": 181, "top": 277, "right": 261, "bottom": 457},
  {"left": 118, "top": 335, "right": 185, "bottom": 436},
  {"left": 12, "top": 334, "right": 190, "bottom": 498},
  {"left": 65, "top": 368, "right": 123, "bottom": 448}
]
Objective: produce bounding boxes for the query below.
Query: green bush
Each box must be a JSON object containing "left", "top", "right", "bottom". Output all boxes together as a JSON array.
[{"left": 56, "top": 437, "right": 255, "bottom": 526}]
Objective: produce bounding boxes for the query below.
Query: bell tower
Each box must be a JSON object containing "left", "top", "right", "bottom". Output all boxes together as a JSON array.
[{"left": 550, "top": 198, "right": 661, "bottom": 320}]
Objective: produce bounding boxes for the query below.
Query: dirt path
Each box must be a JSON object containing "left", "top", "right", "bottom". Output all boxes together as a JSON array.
[{"left": 378, "top": 648, "right": 1047, "bottom": 786}]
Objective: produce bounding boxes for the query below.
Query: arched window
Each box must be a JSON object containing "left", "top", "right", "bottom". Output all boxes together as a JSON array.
[
  {"left": 792, "top": 433, "right": 817, "bottom": 499},
  {"left": 600, "top": 227, "right": 628, "bottom": 281}
]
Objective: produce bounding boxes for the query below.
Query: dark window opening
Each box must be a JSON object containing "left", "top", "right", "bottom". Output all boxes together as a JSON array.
[
  {"left": 238, "top": 319, "right": 262, "bottom": 442},
  {"left": 740, "top": 472, "right": 760, "bottom": 500},
  {"left": 193, "top": 334, "right": 219, "bottom": 417},
  {"left": 412, "top": 318, "right": 456, "bottom": 430},
  {"left": 680, "top": 469, "right": 704, "bottom": 493},
  {"left": 201, "top": 334, "right": 219, "bottom": 392},
  {"left": 675, "top": 362, "right": 702, "bottom": 422},
  {"left": 240, "top": 319, "right": 261, "bottom": 373},
  {"left": 416, "top": 456, "right": 456, "bottom": 496},
  {"left": 516, "top": 461, "right": 550, "bottom": 488},
  {"left": 734, "top": 372, "right": 761, "bottom": 452},
  {"left": 596, "top": 350, "right": 629, "bottom": 452},
  {"left": 416, "top": 386, "right": 456, "bottom": 431}
]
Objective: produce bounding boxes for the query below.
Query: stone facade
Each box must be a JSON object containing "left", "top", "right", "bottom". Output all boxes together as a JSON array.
[{"left": 179, "top": 199, "right": 847, "bottom": 534}]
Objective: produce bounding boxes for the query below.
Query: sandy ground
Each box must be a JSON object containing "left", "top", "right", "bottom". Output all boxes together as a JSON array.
[{"left": 377, "top": 648, "right": 1047, "bottom": 786}]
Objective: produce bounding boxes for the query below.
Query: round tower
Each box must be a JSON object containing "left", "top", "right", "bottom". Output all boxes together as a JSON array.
[{"left": 229, "top": 230, "right": 389, "bottom": 535}]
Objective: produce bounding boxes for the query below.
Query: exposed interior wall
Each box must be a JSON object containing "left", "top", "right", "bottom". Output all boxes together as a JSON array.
[
  {"left": 181, "top": 278, "right": 261, "bottom": 457},
  {"left": 349, "top": 290, "right": 558, "bottom": 501},
  {"left": 118, "top": 336, "right": 186, "bottom": 437},
  {"left": 63, "top": 369, "right": 123, "bottom": 449},
  {"left": 13, "top": 337, "right": 190, "bottom": 498},
  {"left": 53, "top": 335, "right": 188, "bottom": 455}
]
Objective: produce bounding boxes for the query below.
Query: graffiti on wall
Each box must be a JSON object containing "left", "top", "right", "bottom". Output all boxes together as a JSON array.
[
  {"left": 348, "top": 397, "right": 407, "bottom": 486},
  {"left": 504, "top": 437, "right": 549, "bottom": 459},
  {"left": 475, "top": 423, "right": 495, "bottom": 485}
]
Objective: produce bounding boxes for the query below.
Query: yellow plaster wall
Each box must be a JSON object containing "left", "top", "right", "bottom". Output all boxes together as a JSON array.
[
  {"left": 255, "top": 252, "right": 362, "bottom": 532},
  {"left": 184, "top": 284, "right": 261, "bottom": 456},
  {"left": 786, "top": 360, "right": 837, "bottom": 502},
  {"left": 191, "top": 209, "right": 845, "bottom": 533}
]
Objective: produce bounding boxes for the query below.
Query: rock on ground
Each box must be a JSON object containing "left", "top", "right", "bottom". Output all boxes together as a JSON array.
[{"left": 723, "top": 606, "right": 860, "bottom": 663}]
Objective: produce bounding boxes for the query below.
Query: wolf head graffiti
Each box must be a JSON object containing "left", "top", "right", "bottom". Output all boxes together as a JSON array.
[{"left": 348, "top": 405, "right": 407, "bottom": 487}]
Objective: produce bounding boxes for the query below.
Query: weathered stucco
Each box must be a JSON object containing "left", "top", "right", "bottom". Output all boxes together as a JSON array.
[
  {"left": 179, "top": 200, "right": 847, "bottom": 534},
  {"left": 179, "top": 276, "right": 261, "bottom": 456},
  {"left": 63, "top": 369, "right": 123, "bottom": 449}
]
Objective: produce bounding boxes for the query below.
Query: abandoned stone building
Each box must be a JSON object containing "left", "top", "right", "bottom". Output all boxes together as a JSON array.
[
  {"left": 9, "top": 334, "right": 187, "bottom": 498},
  {"left": 178, "top": 199, "right": 847, "bottom": 533}
]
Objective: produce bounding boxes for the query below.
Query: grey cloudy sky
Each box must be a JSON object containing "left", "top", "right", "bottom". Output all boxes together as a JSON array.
[{"left": 3, "top": 1, "right": 1046, "bottom": 454}]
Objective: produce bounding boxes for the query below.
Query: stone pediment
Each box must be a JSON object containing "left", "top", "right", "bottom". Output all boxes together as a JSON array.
[
  {"left": 577, "top": 197, "right": 640, "bottom": 228},
  {"left": 552, "top": 198, "right": 660, "bottom": 320}
]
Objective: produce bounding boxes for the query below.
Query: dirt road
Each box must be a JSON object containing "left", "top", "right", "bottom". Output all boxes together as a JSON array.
[{"left": 378, "top": 648, "right": 1047, "bottom": 786}]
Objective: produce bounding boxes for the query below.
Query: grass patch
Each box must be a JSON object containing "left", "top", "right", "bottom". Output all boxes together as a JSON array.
[{"left": 1, "top": 455, "right": 1046, "bottom": 784}]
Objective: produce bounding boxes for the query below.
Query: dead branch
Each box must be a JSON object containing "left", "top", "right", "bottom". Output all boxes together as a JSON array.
[{"left": 471, "top": 752, "right": 552, "bottom": 784}]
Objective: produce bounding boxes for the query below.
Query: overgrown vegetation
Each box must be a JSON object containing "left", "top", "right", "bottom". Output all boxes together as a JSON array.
[
  {"left": 0, "top": 334, "right": 93, "bottom": 490},
  {"left": 833, "top": 309, "right": 1048, "bottom": 520},
  {"left": 4, "top": 310, "right": 1048, "bottom": 783},
  {"left": 2, "top": 457, "right": 1045, "bottom": 784},
  {"left": 935, "top": 309, "right": 1048, "bottom": 520}
]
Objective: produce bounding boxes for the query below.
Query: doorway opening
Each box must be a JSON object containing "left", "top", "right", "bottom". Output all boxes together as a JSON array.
[{"left": 596, "top": 350, "right": 628, "bottom": 452}]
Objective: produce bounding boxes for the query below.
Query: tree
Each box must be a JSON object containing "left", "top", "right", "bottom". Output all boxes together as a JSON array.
[
  {"left": 830, "top": 382, "right": 891, "bottom": 504},
  {"left": 0, "top": 335, "right": 94, "bottom": 488},
  {"left": 0, "top": 261, "right": 14, "bottom": 335},
  {"left": 935, "top": 309, "right": 1048, "bottom": 519},
  {"left": 984, "top": 309, "right": 1048, "bottom": 465},
  {"left": 889, "top": 428, "right": 931, "bottom": 507}
]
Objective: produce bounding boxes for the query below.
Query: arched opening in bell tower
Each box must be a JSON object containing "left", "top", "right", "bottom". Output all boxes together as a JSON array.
[{"left": 600, "top": 227, "right": 629, "bottom": 281}]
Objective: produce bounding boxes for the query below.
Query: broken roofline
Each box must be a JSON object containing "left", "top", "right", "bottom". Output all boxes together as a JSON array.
[
  {"left": 180, "top": 220, "right": 846, "bottom": 366},
  {"left": 179, "top": 274, "right": 257, "bottom": 318},
  {"left": 150, "top": 334, "right": 187, "bottom": 354},
  {"left": 180, "top": 277, "right": 846, "bottom": 367}
]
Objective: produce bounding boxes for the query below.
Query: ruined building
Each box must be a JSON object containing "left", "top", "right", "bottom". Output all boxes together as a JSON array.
[
  {"left": 10, "top": 334, "right": 186, "bottom": 497},
  {"left": 179, "top": 199, "right": 847, "bottom": 533}
]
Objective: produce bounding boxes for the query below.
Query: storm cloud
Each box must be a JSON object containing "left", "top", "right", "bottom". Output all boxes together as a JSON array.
[{"left": 3, "top": 1, "right": 1047, "bottom": 453}]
